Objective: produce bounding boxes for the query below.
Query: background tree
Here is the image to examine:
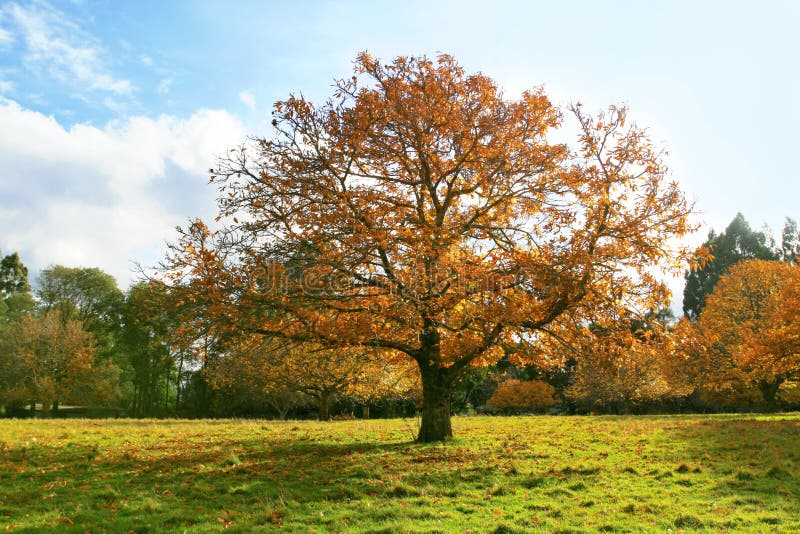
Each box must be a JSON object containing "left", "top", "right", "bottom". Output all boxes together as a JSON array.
[
  {"left": 780, "top": 217, "right": 800, "bottom": 265},
  {"left": 118, "top": 281, "right": 183, "bottom": 416},
  {"left": 0, "top": 251, "right": 30, "bottom": 295},
  {"left": 213, "top": 338, "right": 418, "bottom": 420},
  {"left": 0, "top": 311, "right": 118, "bottom": 415},
  {"left": 36, "top": 266, "right": 125, "bottom": 360},
  {"left": 0, "top": 251, "right": 34, "bottom": 327},
  {"left": 688, "top": 259, "right": 800, "bottom": 409},
  {"left": 165, "top": 53, "right": 693, "bottom": 441},
  {"left": 683, "top": 213, "right": 776, "bottom": 319},
  {"left": 0, "top": 328, "right": 30, "bottom": 412},
  {"left": 555, "top": 317, "right": 686, "bottom": 414}
]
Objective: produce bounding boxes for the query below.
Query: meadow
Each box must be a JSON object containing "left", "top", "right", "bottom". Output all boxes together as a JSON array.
[{"left": 0, "top": 414, "right": 798, "bottom": 533}]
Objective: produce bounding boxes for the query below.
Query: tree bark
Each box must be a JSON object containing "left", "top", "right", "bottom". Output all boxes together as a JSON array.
[
  {"left": 758, "top": 378, "right": 783, "bottom": 411},
  {"left": 417, "top": 363, "right": 454, "bottom": 442},
  {"left": 318, "top": 392, "right": 331, "bottom": 421}
]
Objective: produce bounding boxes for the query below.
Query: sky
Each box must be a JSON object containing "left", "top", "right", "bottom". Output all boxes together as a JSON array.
[{"left": 0, "top": 0, "right": 798, "bottom": 310}]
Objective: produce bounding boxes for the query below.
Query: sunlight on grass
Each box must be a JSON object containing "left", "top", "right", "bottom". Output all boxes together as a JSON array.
[{"left": 0, "top": 414, "right": 798, "bottom": 532}]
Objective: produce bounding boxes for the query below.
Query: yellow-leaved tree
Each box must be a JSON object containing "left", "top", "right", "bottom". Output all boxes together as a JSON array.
[
  {"left": 210, "top": 337, "right": 419, "bottom": 420},
  {"left": 164, "top": 53, "right": 693, "bottom": 441},
  {"left": 0, "top": 311, "right": 118, "bottom": 415},
  {"left": 560, "top": 321, "right": 688, "bottom": 413},
  {"left": 685, "top": 259, "right": 800, "bottom": 408}
]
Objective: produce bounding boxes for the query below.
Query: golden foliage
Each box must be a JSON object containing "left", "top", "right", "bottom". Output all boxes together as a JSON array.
[
  {"left": 682, "top": 259, "right": 800, "bottom": 404},
  {"left": 162, "top": 53, "right": 694, "bottom": 438},
  {"left": 210, "top": 337, "right": 420, "bottom": 418},
  {"left": 486, "top": 379, "right": 557, "bottom": 412},
  {"left": 0, "top": 311, "right": 118, "bottom": 412},
  {"left": 540, "top": 317, "right": 689, "bottom": 412}
]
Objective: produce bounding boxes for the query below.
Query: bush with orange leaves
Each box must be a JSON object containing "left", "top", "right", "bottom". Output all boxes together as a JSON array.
[{"left": 486, "top": 379, "right": 558, "bottom": 414}]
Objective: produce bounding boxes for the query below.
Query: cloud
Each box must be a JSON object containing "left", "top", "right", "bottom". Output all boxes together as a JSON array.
[
  {"left": 0, "top": 27, "right": 14, "bottom": 49},
  {"left": 3, "top": 1, "right": 133, "bottom": 95},
  {"left": 156, "top": 77, "right": 173, "bottom": 95},
  {"left": 0, "top": 98, "right": 246, "bottom": 287},
  {"left": 239, "top": 90, "right": 256, "bottom": 111}
]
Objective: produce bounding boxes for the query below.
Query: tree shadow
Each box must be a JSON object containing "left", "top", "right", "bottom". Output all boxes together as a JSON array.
[{"left": 648, "top": 415, "right": 800, "bottom": 508}]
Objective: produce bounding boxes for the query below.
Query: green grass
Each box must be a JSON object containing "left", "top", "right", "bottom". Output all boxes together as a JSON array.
[{"left": 1, "top": 414, "right": 798, "bottom": 532}]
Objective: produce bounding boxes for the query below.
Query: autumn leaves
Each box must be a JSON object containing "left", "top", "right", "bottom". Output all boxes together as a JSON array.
[{"left": 164, "top": 52, "right": 695, "bottom": 440}]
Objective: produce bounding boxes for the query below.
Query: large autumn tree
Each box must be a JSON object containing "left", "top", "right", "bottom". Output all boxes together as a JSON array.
[{"left": 165, "top": 53, "right": 693, "bottom": 441}]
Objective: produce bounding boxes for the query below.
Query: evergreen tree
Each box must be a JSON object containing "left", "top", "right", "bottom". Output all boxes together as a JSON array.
[
  {"left": 781, "top": 217, "right": 800, "bottom": 265},
  {"left": 0, "top": 251, "right": 34, "bottom": 327},
  {"left": 683, "top": 213, "right": 777, "bottom": 320}
]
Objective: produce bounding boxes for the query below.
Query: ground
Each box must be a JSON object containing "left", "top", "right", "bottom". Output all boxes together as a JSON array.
[{"left": 0, "top": 414, "right": 798, "bottom": 532}]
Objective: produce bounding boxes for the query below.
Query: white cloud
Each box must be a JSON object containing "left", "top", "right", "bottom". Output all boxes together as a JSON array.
[
  {"left": 0, "top": 27, "right": 14, "bottom": 48},
  {"left": 3, "top": 1, "right": 133, "bottom": 95},
  {"left": 156, "top": 77, "right": 173, "bottom": 95},
  {"left": 0, "top": 98, "right": 246, "bottom": 287},
  {"left": 0, "top": 79, "right": 13, "bottom": 94},
  {"left": 239, "top": 89, "right": 256, "bottom": 110}
]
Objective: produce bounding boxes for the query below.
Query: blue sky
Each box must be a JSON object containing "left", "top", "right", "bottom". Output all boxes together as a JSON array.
[{"left": 0, "top": 0, "right": 798, "bottom": 309}]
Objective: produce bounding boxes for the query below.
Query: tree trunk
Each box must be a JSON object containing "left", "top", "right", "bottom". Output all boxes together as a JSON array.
[
  {"left": 361, "top": 404, "right": 370, "bottom": 419},
  {"left": 318, "top": 392, "right": 331, "bottom": 421},
  {"left": 758, "top": 379, "right": 783, "bottom": 411},
  {"left": 417, "top": 363, "right": 454, "bottom": 442}
]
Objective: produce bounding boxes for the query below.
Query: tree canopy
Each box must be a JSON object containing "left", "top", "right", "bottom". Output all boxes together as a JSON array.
[
  {"left": 0, "top": 311, "right": 118, "bottom": 414},
  {"left": 685, "top": 259, "right": 800, "bottom": 407},
  {"left": 36, "top": 266, "right": 125, "bottom": 359}
]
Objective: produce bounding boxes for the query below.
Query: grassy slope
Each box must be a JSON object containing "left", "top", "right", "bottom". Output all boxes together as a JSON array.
[{"left": 0, "top": 414, "right": 798, "bottom": 533}]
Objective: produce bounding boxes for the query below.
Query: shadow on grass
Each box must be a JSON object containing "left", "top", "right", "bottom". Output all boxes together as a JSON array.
[
  {"left": 2, "top": 415, "right": 798, "bottom": 532},
  {"left": 643, "top": 415, "right": 800, "bottom": 530}
]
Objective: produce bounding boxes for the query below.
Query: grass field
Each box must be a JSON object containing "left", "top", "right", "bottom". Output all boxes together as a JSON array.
[{"left": 0, "top": 414, "right": 798, "bottom": 533}]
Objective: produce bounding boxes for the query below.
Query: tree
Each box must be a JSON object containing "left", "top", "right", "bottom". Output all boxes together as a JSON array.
[
  {"left": 683, "top": 213, "right": 776, "bottom": 319},
  {"left": 211, "top": 338, "right": 419, "bottom": 420},
  {"left": 0, "top": 311, "right": 119, "bottom": 415},
  {"left": 781, "top": 217, "right": 800, "bottom": 265},
  {"left": 553, "top": 317, "right": 687, "bottom": 414},
  {"left": 119, "top": 282, "right": 182, "bottom": 416},
  {"left": 0, "top": 251, "right": 30, "bottom": 295},
  {"left": 164, "top": 53, "right": 693, "bottom": 441},
  {"left": 36, "top": 266, "right": 125, "bottom": 355},
  {"left": 0, "top": 251, "right": 34, "bottom": 327},
  {"left": 687, "top": 259, "right": 800, "bottom": 408},
  {"left": 486, "top": 379, "right": 557, "bottom": 413}
]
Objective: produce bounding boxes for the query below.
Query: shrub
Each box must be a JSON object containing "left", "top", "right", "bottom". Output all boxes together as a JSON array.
[{"left": 486, "top": 380, "right": 558, "bottom": 414}]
